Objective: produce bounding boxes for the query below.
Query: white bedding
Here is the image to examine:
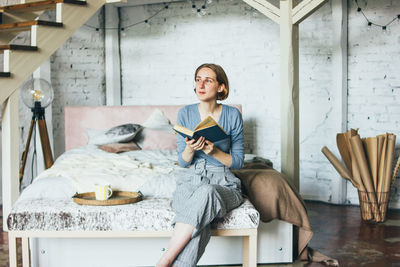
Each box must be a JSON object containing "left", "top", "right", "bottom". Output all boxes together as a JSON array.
[{"left": 19, "top": 146, "right": 187, "bottom": 202}]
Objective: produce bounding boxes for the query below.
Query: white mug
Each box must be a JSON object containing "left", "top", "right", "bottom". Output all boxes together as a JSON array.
[{"left": 95, "top": 184, "right": 113, "bottom": 200}]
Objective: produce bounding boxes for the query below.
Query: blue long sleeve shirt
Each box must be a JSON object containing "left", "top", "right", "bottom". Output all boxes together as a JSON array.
[{"left": 177, "top": 103, "right": 244, "bottom": 170}]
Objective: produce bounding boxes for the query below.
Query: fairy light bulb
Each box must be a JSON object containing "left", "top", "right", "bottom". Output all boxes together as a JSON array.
[
  {"left": 200, "top": 5, "right": 206, "bottom": 16},
  {"left": 197, "top": 9, "right": 202, "bottom": 17},
  {"left": 192, "top": 4, "right": 197, "bottom": 14},
  {"left": 382, "top": 25, "right": 390, "bottom": 35},
  {"left": 206, "top": 0, "right": 212, "bottom": 4},
  {"left": 367, "top": 21, "right": 372, "bottom": 31}
]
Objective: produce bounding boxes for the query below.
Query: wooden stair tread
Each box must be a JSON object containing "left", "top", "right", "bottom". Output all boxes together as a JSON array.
[
  {"left": 0, "top": 45, "right": 38, "bottom": 51},
  {"left": 0, "top": 0, "right": 86, "bottom": 13},
  {"left": 0, "top": 20, "right": 62, "bottom": 33},
  {"left": 0, "top": 72, "right": 11, "bottom": 77}
]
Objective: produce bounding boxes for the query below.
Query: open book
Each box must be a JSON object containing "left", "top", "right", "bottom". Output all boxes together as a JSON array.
[{"left": 173, "top": 116, "right": 228, "bottom": 143}]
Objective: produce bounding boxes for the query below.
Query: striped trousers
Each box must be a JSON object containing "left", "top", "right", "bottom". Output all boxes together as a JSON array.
[{"left": 171, "top": 159, "right": 243, "bottom": 266}]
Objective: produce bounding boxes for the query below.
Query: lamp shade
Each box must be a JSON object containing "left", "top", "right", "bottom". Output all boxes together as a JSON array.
[{"left": 21, "top": 78, "right": 54, "bottom": 109}]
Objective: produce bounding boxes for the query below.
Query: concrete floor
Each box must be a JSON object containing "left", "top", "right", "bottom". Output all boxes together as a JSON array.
[{"left": 1, "top": 201, "right": 399, "bottom": 267}]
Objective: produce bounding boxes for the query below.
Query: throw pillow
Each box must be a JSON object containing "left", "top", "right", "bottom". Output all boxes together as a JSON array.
[
  {"left": 98, "top": 142, "right": 141, "bottom": 153},
  {"left": 134, "top": 109, "right": 176, "bottom": 150},
  {"left": 87, "top": 124, "right": 143, "bottom": 145},
  {"left": 142, "top": 108, "right": 172, "bottom": 130}
]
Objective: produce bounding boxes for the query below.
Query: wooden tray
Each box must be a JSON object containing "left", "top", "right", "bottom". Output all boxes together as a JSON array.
[{"left": 72, "top": 191, "right": 143, "bottom": 206}]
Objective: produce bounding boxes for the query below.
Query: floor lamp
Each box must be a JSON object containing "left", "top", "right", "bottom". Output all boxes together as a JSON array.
[{"left": 19, "top": 78, "right": 54, "bottom": 187}]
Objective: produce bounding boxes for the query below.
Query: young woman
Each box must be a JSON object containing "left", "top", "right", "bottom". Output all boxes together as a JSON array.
[{"left": 156, "top": 63, "right": 244, "bottom": 267}]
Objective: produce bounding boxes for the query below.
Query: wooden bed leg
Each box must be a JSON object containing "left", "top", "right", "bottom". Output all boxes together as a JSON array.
[
  {"left": 8, "top": 233, "right": 18, "bottom": 267},
  {"left": 22, "top": 237, "right": 31, "bottom": 267},
  {"left": 242, "top": 229, "right": 257, "bottom": 267}
]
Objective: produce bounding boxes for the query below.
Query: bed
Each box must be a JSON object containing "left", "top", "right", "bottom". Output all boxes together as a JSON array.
[{"left": 7, "top": 105, "right": 294, "bottom": 267}]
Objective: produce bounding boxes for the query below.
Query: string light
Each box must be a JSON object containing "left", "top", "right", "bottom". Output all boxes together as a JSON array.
[
  {"left": 191, "top": 0, "right": 210, "bottom": 17},
  {"left": 84, "top": 4, "right": 169, "bottom": 31},
  {"left": 355, "top": 0, "right": 400, "bottom": 33},
  {"left": 84, "top": 0, "right": 213, "bottom": 31}
]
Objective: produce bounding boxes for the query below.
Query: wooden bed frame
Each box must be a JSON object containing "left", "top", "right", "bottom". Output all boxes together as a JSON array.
[{"left": 9, "top": 229, "right": 258, "bottom": 267}]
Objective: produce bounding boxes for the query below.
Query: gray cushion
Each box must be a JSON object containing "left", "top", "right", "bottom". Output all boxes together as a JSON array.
[{"left": 87, "top": 124, "right": 143, "bottom": 145}]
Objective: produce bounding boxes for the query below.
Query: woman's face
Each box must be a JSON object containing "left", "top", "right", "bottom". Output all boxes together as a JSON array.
[{"left": 194, "top": 67, "right": 224, "bottom": 102}]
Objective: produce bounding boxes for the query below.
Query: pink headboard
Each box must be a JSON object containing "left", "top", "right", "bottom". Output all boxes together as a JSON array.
[{"left": 65, "top": 105, "right": 242, "bottom": 151}]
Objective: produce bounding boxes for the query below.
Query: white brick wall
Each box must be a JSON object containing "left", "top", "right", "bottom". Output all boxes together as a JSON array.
[
  {"left": 120, "top": 0, "right": 336, "bottom": 202},
  {"left": 347, "top": 0, "right": 400, "bottom": 208},
  {"left": 51, "top": 9, "right": 106, "bottom": 158}
]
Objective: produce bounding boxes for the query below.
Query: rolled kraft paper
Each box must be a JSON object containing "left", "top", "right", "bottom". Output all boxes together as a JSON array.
[
  {"left": 337, "top": 133, "right": 352, "bottom": 174},
  {"left": 377, "top": 134, "right": 388, "bottom": 195},
  {"left": 345, "top": 129, "right": 364, "bottom": 192},
  {"left": 377, "top": 134, "right": 385, "bottom": 169},
  {"left": 392, "top": 155, "right": 400, "bottom": 185},
  {"left": 383, "top": 134, "right": 396, "bottom": 193},
  {"left": 321, "top": 146, "right": 357, "bottom": 188},
  {"left": 350, "top": 135, "right": 381, "bottom": 221},
  {"left": 350, "top": 135, "right": 376, "bottom": 193},
  {"left": 363, "top": 137, "right": 378, "bottom": 191}
]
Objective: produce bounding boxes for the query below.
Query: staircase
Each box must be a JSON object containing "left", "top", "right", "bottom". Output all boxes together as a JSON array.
[{"left": 0, "top": 0, "right": 124, "bottom": 104}]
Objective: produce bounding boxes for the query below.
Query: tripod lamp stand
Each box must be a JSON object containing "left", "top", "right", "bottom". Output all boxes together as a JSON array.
[{"left": 20, "top": 78, "right": 54, "bottom": 186}]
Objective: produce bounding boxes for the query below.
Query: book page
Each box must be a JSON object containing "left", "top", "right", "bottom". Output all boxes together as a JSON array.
[
  {"left": 194, "top": 116, "right": 218, "bottom": 131},
  {"left": 173, "top": 124, "right": 194, "bottom": 137}
]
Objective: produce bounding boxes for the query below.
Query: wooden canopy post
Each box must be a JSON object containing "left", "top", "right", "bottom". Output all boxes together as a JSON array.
[
  {"left": 243, "top": 0, "right": 328, "bottom": 189},
  {"left": 1, "top": 90, "right": 20, "bottom": 231},
  {"left": 280, "top": 0, "right": 299, "bottom": 189}
]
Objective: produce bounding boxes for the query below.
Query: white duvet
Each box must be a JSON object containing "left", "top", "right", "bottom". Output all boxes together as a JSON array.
[
  {"left": 19, "top": 145, "right": 186, "bottom": 202},
  {"left": 35, "top": 153, "right": 173, "bottom": 193}
]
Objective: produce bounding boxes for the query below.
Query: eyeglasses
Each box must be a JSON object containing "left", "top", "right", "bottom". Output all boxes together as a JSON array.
[{"left": 195, "top": 77, "right": 217, "bottom": 85}]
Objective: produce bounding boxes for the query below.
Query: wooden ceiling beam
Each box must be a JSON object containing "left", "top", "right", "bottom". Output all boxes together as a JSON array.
[
  {"left": 292, "top": 0, "right": 327, "bottom": 24},
  {"left": 242, "top": 0, "right": 280, "bottom": 24}
]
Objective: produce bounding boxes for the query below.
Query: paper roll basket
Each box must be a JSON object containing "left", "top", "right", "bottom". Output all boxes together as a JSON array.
[{"left": 358, "top": 191, "right": 390, "bottom": 223}]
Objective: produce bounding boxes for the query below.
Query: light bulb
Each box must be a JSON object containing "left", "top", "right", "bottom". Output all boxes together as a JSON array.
[
  {"left": 21, "top": 78, "right": 54, "bottom": 109},
  {"left": 367, "top": 21, "right": 372, "bottom": 31},
  {"left": 382, "top": 25, "right": 389, "bottom": 35},
  {"left": 192, "top": 4, "right": 197, "bottom": 14},
  {"left": 200, "top": 5, "right": 206, "bottom": 16},
  {"left": 32, "top": 89, "right": 43, "bottom": 101},
  {"left": 206, "top": 0, "right": 212, "bottom": 4}
]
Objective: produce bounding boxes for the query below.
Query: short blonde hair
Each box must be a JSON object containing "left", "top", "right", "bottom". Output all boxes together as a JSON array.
[{"left": 195, "top": 63, "right": 229, "bottom": 101}]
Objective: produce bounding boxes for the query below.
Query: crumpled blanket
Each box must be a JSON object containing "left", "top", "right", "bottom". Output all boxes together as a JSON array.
[
  {"left": 233, "top": 162, "right": 339, "bottom": 266},
  {"left": 35, "top": 153, "right": 173, "bottom": 193}
]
